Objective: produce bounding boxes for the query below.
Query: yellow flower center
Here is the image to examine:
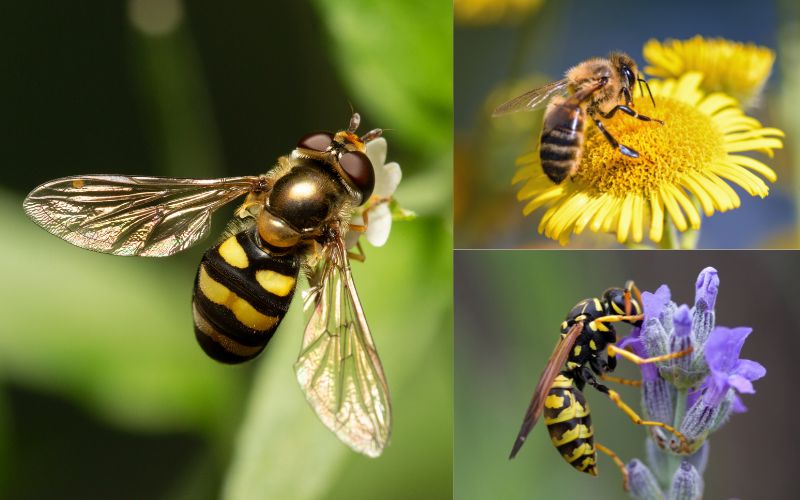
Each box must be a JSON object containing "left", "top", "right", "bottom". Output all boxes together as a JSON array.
[{"left": 576, "top": 98, "right": 724, "bottom": 198}]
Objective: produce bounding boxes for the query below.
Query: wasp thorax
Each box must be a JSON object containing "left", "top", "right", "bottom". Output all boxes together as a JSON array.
[{"left": 267, "top": 165, "right": 340, "bottom": 232}]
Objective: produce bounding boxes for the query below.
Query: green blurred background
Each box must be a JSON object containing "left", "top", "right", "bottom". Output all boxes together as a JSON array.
[
  {"left": 455, "top": 251, "right": 798, "bottom": 499},
  {"left": 0, "top": 1, "right": 452, "bottom": 499},
  {"left": 455, "top": 0, "right": 799, "bottom": 249}
]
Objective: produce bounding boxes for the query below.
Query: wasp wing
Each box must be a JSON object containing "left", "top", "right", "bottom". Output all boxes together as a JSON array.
[
  {"left": 23, "top": 175, "right": 261, "bottom": 257},
  {"left": 295, "top": 236, "right": 391, "bottom": 457},
  {"left": 509, "top": 322, "right": 584, "bottom": 459},
  {"left": 492, "top": 79, "right": 570, "bottom": 117}
]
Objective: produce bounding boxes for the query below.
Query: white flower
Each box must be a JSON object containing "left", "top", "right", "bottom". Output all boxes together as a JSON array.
[{"left": 345, "top": 137, "right": 402, "bottom": 248}]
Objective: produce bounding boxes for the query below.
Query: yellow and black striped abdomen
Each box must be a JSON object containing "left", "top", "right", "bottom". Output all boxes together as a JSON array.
[
  {"left": 192, "top": 229, "right": 299, "bottom": 364},
  {"left": 544, "top": 374, "right": 597, "bottom": 476}
]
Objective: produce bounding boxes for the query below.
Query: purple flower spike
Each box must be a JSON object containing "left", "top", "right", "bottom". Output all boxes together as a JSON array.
[
  {"left": 703, "top": 326, "right": 766, "bottom": 407},
  {"left": 673, "top": 304, "right": 692, "bottom": 338},
  {"left": 627, "top": 459, "right": 663, "bottom": 500},
  {"left": 643, "top": 285, "right": 672, "bottom": 323},
  {"left": 669, "top": 461, "right": 703, "bottom": 500},
  {"left": 694, "top": 267, "right": 719, "bottom": 310}
]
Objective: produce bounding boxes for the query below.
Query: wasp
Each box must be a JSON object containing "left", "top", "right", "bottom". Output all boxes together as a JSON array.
[
  {"left": 509, "top": 282, "right": 692, "bottom": 490},
  {"left": 23, "top": 113, "right": 392, "bottom": 457},
  {"left": 493, "top": 52, "right": 662, "bottom": 184}
]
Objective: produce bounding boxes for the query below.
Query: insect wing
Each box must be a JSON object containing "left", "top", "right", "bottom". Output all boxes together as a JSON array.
[
  {"left": 295, "top": 238, "right": 391, "bottom": 457},
  {"left": 509, "top": 322, "right": 583, "bottom": 459},
  {"left": 23, "top": 175, "right": 261, "bottom": 256},
  {"left": 492, "top": 79, "right": 570, "bottom": 117}
]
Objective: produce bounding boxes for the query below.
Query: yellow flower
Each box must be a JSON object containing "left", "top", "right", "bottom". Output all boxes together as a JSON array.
[
  {"left": 454, "top": 0, "right": 543, "bottom": 25},
  {"left": 513, "top": 72, "right": 784, "bottom": 247},
  {"left": 644, "top": 36, "right": 775, "bottom": 107}
]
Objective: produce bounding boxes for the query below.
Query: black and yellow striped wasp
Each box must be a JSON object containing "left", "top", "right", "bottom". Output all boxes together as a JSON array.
[
  {"left": 509, "top": 282, "right": 692, "bottom": 490},
  {"left": 23, "top": 113, "right": 392, "bottom": 457}
]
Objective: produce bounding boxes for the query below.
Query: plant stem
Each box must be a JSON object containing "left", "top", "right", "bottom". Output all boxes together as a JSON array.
[{"left": 666, "top": 387, "right": 689, "bottom": 483}]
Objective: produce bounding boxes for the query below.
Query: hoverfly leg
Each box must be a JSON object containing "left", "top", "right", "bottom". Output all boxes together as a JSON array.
[
  {"left": 347, "top": 241, "right": 366, "bottom": 263},
  {"left": 602, "top": 105, "right": 664, "bottom": 125},
  {"left": 589, "top": 115, "right": 640, "bottom": 158}
]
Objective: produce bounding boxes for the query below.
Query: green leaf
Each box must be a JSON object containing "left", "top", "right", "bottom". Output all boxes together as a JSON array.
[
  {"left": 311, "top": 0, "right": 452, "bottom": 153},
  {"left": 223, "top": 220, "right": 452, "bottom": 499},
  {"left": 0, "top": 191, "right": 242, "bottom": 436}
]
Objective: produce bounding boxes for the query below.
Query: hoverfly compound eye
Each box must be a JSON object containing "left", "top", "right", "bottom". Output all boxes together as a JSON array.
[
  {"left": 339, "top": 151, "right": 375, "bottom": 202},
  {"left": 297, "top": 132, "right": 334, "bottom": 152}
]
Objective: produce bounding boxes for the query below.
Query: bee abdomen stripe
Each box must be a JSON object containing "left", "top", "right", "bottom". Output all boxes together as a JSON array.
[
  {"left": 540, "top": 145, "right": 578, "bottom": 162},
  {"left": 542, "top": 128, "right": 579, "bottom": 147}
]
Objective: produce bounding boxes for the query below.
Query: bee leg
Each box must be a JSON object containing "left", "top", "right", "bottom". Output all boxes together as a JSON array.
[
  {"left": 589, "top": 115, "right": 640, "bottom": 158},
  {"left": 621, "top": 86, "right": 633, "bottom": 107},
  {"left": 607, "top": 343, "right": 693, "bottom": 365},
  {"left": 594, "top": 443, "right": 630, "bottom": 492},
  {"left": 600, "top": 374, "right": 642, "bottom": 387},
  {"left": 586, "top": 377, "right": 691, "bottom": 452},
  {"left": 602, "top": 105, "right": 664, "bottom": 125}
]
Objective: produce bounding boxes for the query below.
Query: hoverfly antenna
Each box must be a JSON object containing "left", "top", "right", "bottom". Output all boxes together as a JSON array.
[
  {"left": 360, "top": 128, "right": 383, "bottom": 143},
  {"left": 348, "top": 112, "right": 361, "bottom": 133},
  {"left": 639, "top": 78, "right": 656, "bottom": 108}
]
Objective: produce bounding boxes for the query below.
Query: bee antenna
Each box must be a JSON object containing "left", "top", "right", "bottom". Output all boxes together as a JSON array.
[
  {"left": 348, "top": 111, "right": 361, "bottom": 133},
  {"left": 360, "top": 128, "right": 383, "bottom": 143},
  {"left": 639, "top": 78, "right": 656, "bottom": 108}
]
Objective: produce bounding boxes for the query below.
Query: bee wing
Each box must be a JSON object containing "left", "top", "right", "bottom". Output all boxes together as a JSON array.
[
  {"left": 23, "top": 174, "right": 262, "bottom": 257},
  {"left": 509, "top": 321, "right": 584, "bottom": 459},
  {"left": 295, "top": 235, "right": 391, "bottom": 457},
  {"left": 492, "top": 79, "right": 570, "bottom": 117}
]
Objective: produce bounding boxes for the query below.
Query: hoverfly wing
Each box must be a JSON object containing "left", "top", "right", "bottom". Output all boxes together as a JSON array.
[
  {"left": 509, "top": 322, "right": 584, "bottom": 459},
  {"left": 23, "top": 175, "right": 262, "bottom": 257},
  {"left": 294, "top": 235, "right": 391, "bottom": 458},
  {"left": 492, "top": 79, "right": 570, "bottom": 117}
]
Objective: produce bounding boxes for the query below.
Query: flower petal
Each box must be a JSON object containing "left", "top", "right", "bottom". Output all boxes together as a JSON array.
[
  {"left": 733, "top": 358, "right": 766, "bottom": 381},
  {"left": 704, "top": 326, "right": 752, "bottom": 372},
  {"left": 727, "top": 374, "right": 755, "bottom": 394},
  {"left": 365, "top": 137, "right": 388, "bottom": 169},
  {"left": 365, "top": 203, "right": 392, "bottom": 247},
  {"left": 375, "top": 161, "right": 402, "bottom": 198}
]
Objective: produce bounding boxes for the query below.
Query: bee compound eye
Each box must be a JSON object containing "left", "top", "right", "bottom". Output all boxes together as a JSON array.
[
  {"left": 339, "top": 150, "right": 375, "bottom": 202},
  {"left": 297, "top": 132, "right": 334, "bottom": 152}
]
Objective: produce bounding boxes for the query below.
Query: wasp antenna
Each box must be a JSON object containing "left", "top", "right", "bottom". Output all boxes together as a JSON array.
[
  {"left": 639, "top": 78, "right": 656, "bottom": 108},
  {"left": 361, "top": 128, "right": 383, "bottom": 143},
  {"left": 348, "top": 112, "right": 361, "bottom": 133}
]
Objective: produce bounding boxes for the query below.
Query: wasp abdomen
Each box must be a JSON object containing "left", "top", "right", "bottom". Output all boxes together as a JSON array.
[
  {"left": 544, "top": 374, "right": 597, "bottom": 476},
  {"left": 192, "top": 229, "right": 299, "bottom": 364}
]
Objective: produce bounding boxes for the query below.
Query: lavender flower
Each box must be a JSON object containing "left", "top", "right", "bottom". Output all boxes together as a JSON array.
[{"left": 620, "top": 267, "right": 765, "bottom": 499}]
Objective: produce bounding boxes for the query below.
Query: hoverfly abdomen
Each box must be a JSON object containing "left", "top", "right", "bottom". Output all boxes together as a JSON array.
[
  {"left": 192, "top": 229, "right": 299, "bottom": 364},
  {"left": 544, "top": 374, "right": 597, "bottom": 476}
]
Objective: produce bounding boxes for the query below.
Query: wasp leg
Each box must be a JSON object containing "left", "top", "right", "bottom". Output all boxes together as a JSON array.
[
  {"left": 607, "top": 344, "right": 693, "bottom": 365},
  {"left": 585, "top": 376, "right": 690, "bottom": 452},
  {"left": 591, "top": 314, "right": 645, "bottom": 330},
  {"left": 589, "top": 115, "right": 640, "bottom": 158},
  {"left": 601, "top": 105, "right": 664, "bottom": 125},
  {"left": 595, "top": 443, "right": 630, "bottom": 492},
  {"left": 600, "top": 374, "right": 642, "bottom": 387}
]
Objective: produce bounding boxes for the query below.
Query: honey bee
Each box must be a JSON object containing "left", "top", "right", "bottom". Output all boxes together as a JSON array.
[
  {"left": 493, "top": 52, "right": 663, "bottom": 184},
  {"left": 23, "top": 113, "right": 392, "bottom": 457}
]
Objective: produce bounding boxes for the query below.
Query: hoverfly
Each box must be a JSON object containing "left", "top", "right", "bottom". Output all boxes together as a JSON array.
[
  {"left": 509, "top": 282, "right": 691, "bottom": 490},
  {"left": 23, "top": 113, "right": 393, "bottom": 457}
]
